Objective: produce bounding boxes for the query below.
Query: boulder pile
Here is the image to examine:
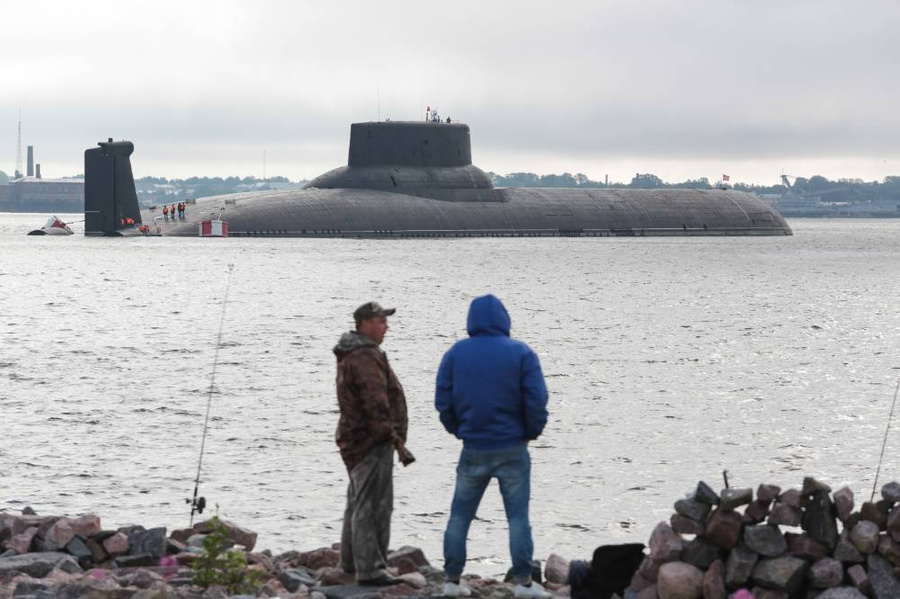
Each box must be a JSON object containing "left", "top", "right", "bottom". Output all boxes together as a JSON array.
[
  {"left": 0, "top": 510, "right": 571, "bottom": 598},
  {"left": 627, "top": 478, "right": 900, "bottom": 599}
]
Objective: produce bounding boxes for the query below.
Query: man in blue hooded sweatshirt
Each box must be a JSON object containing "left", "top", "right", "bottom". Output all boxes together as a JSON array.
[{"left": 435, "top": 294, "right": 550, "bottom": 599}]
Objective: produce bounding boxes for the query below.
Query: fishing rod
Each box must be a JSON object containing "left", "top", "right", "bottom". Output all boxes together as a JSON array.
[
  {"left": 870, "top": 378, "right": 900, "bottom": 502},
  {"left": 187, "top": 262, "right": 236, "bottom": 526}
]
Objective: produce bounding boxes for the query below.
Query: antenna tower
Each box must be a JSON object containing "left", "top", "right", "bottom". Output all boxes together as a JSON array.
[{"left": 14, "top": 110, "right": 22, "bottom": 179}]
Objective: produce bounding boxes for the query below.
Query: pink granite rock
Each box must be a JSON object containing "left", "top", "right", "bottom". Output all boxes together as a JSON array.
[
  {"left": 8, "top": 527, "right": 38, "bottom": 555},
  {"left": 702, "top": 559, "right": 726, "bottom": 599},
  {"left": 657, "top": 562, "right": 704, "bottom": 599},
  {"left": 545, "top": 553, "right": 570, "bottom": 585},
  {"left": 808, "top": 558, "right": 843, "bottom": 588},
  {"left": 768, "top": 503, "right": 802, "bottom": 527},
  {"left": 68, "top": 515, "right": 101, "bottom": 537},
  {"left": 43, "top": 518, "right": 75, "bottom": 550},
  {"left": 833, "top": 487, "right": 854, "bottom": 522},
  {"left": 650, "top": 522, "right": 684, "bottom": 563},
  {"left": 846, "top": 564, "right": 871, "bottom": 595},
  {"left": 778, "top": 490, "right": 801, "bottom": 509},
  {"left": 878, "top": 534, "right": 900, "bottom": 566},
  {"left": 705, "top": 509, "right": 743, "bottom": 550},
  {"left": 102, "top": 531, "right": 129, "bottom": 556}
]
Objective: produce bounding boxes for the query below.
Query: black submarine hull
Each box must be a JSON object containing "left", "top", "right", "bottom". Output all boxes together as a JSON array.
[{"left": 154, "top": 186, "right": 790, "bottom": 237}]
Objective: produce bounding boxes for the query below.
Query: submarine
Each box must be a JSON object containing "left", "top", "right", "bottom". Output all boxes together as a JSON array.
[{"left": 84, "top": 121, "right": 792, "bottom": 237}]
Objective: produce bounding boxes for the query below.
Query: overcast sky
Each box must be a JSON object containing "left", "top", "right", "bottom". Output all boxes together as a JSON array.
[{"left": 2, "top": 0, "right": 898, "bottom": 184}]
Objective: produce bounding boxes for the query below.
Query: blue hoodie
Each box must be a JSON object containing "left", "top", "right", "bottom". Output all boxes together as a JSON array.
[{"left": 435, "top": 295, "right": 549, "bottom": 449}]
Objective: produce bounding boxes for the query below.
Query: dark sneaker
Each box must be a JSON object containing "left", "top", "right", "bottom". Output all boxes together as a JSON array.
[{"left": 359, "top": 574, "right": 404, "bottom": 587}]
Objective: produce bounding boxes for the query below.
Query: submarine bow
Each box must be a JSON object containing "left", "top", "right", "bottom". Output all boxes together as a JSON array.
[{"left": 142, "top": 121, "right": 792, "bottom": 237}]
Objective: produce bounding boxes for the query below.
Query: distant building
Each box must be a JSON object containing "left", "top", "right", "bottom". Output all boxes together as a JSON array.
[{"left": 0, "top": 177, "right": 84, "bottom": 212}]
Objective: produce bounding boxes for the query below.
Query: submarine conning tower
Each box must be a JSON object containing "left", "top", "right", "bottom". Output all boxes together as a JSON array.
[{"left": 305, "top": 121, "right": 494, "bottom": 191}]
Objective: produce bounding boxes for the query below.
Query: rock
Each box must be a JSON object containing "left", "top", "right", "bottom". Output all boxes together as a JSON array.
[
  {"left": 112, "top": 554, "right": 157, "bottom": 568},
  {"left": 639, "top": 556, "right": 663, "bottom": 582},
  {"left": 657, "top": 562, "right": 704, "bottom": 599},
  {"left": 849, "top": 521, "right": 880, "bottom": 555},
  {"left": 399, "top": 572, "right": 426, "bottom": 589},
  {"left": 726, "top": 546, "right": 758, "bottom": 588},
  {"left": 867, "top": 554, "right": 900, "bottom": 599},
  {"left": 878, "top": 534, "right": 900, "bottom": 566},
  {"left": 757, "top": 485, "right": 782, "bottom": 506},
  {"left": 808, "top": 558, "right": 843, "bottom": 588},
  {"left": 64, "top": 536, "right": 93, "bottom": 568},
  {"left": 702, "top": 560, "right": 726, "bottom": 599},
  {"left": 680, "top": 538, "right": 722, "bottom": 570},
  {"left": 304, "top": 548, "right": 340, "bottom": 570},
  {"left": 860, "top": 502, "right": 889, "bottom": 529},
  {"left": 751, "top": 556, "right": 809, "bottom": 593},
  {"left": 751, "top": 588, "right": 788, "bottom": 599},
  {"left": 387, "top": 546, "right": 430, "bottom": 568},
  {"left": 68, "top": 515, "right": 101, "bottom": 538},
  {"left": 671, "top": 515, "right": 705, "bottom": 536},
  {"left": 280, "top": 568, "right": 317, "bottom": 592},
  {"left": 696, "top": 482, "right": 720, "bottom": 506},
  {"left": 889, "top": 507, "right": 900, "bottom": 542},
  {"left": 816, "top": 588, "right": 868, "bottom": 599},
  {"left": 802, "top": 478, "right": 832, "bottom": 496},
  {"left": 168, "top": 528, "right": 194, "bottom": 544},
  {"left": 720, "top": 489, "right": 753, "bottom": 512},
  {"left": 53, "top": 556, "right": 82, "bottom": 575},
  {"left": 833, "top": 488, "right": 855, "bottom": 522},
  {"left": 545, "top": 554, "right": 570, "bottom": 585},
  {"left": 675, "top": 499, "right": 711, "bottom": 523},
  {"left": 43, "top": 519, "right": 76, "bottom": 551},
  {"left": 882, "top": 482, "right": 900, "bottom": 503},
  {"left": 128, "top": 528, "right": 167, "bottom": 559},
  {"left": 186, "top": 534, "right": 208, "bottom": 548},
  {"left": 0, "top": 552, "right": 72, "bottom": 578},
  {"left": 768, "top": 503, "right": 802, "bottom": 528},
  {"left": 102, "top": 532, "right": 129, "bottom": 557},
  {"left": 9, "top": 527, "right": 38, "bottom": 555},
  {"left": 631, "top": 570, "right": 654, "bottom": 591},
  {"left": 192, "top": 519, "right": 257, "bottom": 552},
  {"left": 650, "top": 523, "right": 684, "bottom": 563},
  {"left": 705, "top": 509, "right": 743, "bottom": 550},
  {"left": 779, "top": 490, "right": 802, "bottom": 509},
  {"left": 744, "top": 501, "right": 771, "bottom": 525},
  {"left": 393, "top": 557, "right": 418, "bottom": 575},
  {"left": 316, "top": 566, "right": 355, "bottom": 586},
  {"left": 803, "top": 491, "right": 839, "bottom": 550},
  {"left": 311, "top": 592, "right": 327, "bottom": 599},
  {"left": 637, "top": 586, "right": 658, "bottom": 599},
  {"left": 785, "top": 533, "right": 829, "bottom": 560},
  {"left": 744, "top": 525, "right": 788, "bottom": 557},
  {"left": 846, "top": 565, "right": 872, "bottom": 595},
  {"left": 834, "top": 531, "right": 866, "bottom": 564},
  {"left": 12, "top": 579, "right": 53, "bottom": 596},
  {"left": 85, "top": 537, "right": 108, "bottom": 563},
  {"left": 119, "top": 569, "right": 165, "bottom": 589}
]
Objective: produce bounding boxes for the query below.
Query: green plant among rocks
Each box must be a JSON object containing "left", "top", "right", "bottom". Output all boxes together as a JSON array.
[{"left": 191, "top": 516, "right": 265, "bottom": 594}]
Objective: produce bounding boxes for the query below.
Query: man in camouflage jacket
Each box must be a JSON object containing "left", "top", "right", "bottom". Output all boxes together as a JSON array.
[{"left": 333, "top": 301, "right": 413, "bottom": 586}]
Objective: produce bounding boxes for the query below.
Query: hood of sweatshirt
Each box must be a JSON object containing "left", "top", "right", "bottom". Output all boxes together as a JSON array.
[
  {"left": 466, "top": 294, "right": 511, "bottom": 337},
  {"left": 333, "top": 330, "right": 378, "bottom": 359}
]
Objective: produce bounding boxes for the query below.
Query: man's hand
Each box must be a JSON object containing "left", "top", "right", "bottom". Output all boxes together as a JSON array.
[{"left": 396, "top": 442, "right": 416, "bottom": 467}]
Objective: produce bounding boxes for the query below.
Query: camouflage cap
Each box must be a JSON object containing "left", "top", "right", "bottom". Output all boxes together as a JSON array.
[{"left": 353, "top": 301, "right": 396, "bottom": 325}]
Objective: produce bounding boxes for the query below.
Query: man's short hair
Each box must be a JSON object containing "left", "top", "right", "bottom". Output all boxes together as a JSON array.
[{"left": 354, "top": 301, "right": 396, "bottom": 327}]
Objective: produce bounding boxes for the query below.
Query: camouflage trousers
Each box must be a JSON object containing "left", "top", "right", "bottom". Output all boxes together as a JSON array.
[{"left": 340, "top": 441, "right": 394, "bottom": 581}]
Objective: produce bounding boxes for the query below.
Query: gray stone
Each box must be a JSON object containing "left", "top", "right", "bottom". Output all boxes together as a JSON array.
[
  {"left": 744, "top": 525, "right": 788, "bottom": 557},
  {"left": 675, "top": 499, "right": 711, "bottom": 523},
  {"left": 705, "top": 509, "right": 742, "bottom": 550},
  {"left": 720, "top": 488, "right": 753, "bottom": 511},
  {"left": 650, "top": 522, "right": 683, "bottom": 563},
  {"left": 779, "top": 490, "right": 802, "bottom": 509},
  {"left": 751, "top": 587, "right": 788, "bottom": 599},
  {"left": 679, "top": 538, "right": 722, "bottom": 569},
  {"left": 695, "top": 481, "right": 720, "bottom": 506},
  {"left": 128, "top": 527, "right": 167, "bottom": 559},
  {"left": 803, "top": 491, "right": 839, "bottom": 549},
  {"left": 879, "top": 534, "right": 900, "bottom": 566},
  {"left": 744, "top": 501, "right": 771, "bottom": 525},
  {"left": 834, "top": 531, "right": 866, "bottom": 564},
  {"left": 889, "top": 507, "right": 900, "bottom": 542},
  {"left": 860, "top": 502, "right": 889, "bottom": 529},
  {"left": 671, "top": 515, "right": 705, "bottom": 536},
  {"left": 703, "top": 560, "right": 726, "bottom": 599},
  {"left": 545, "top": 554, "right": 569, "bottom": 585},
  {"left": 64, "top": 536, "right": 92, "bottom": 568},
  {"left": 757, "top": 485, "right": 782, "bottom": 506},
  {"left": 657, "top": 561, "right": 704, "bottom": 599},
  {"left": 882, "top": 482, "right": 900, "bottom": 503},
  {"left": 112, "top": 553, "right": 157, "bottom": 568},
  {"left": 846, "top": 565, "right": 871, "bottom": 595},
  {"left": 849, "top": 521, "right": 880, "bottom": 554},
  {"left": 751, "top": 556, "right": 809, "bottom": 593},
  {"left": 808, "top": 558, "right": 843, "bottom": 589},
  {"left": 725, "top": 545, "right": 758, "bottom": 588},
  {"left": 279, "top": 568, "right": 317, "bottom": 592},
  {"left": 786, "top": 533, "right": 829, "bottom": 560},
  {"left": 317, "top": 585, "right": 380, "bottom": 599},
  {"left": 768, "top": 503, "right": 802, "bottom": 527},
  {"left": 867, "top": 554, "right": 900, "bottom": 599},
  {"left": 833, "top": 487, "right": 855, "bottom": 522},
  {"left": 0, "top": 553, "right": 71, "bottom": 578},
  {"left": 816, "top": 588, "right": 868, "bottom": 599}
]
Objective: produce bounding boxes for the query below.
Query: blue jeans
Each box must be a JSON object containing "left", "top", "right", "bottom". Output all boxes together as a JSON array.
[{"left": 443, "top": 442, "right": 533, "bottom": 583}]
